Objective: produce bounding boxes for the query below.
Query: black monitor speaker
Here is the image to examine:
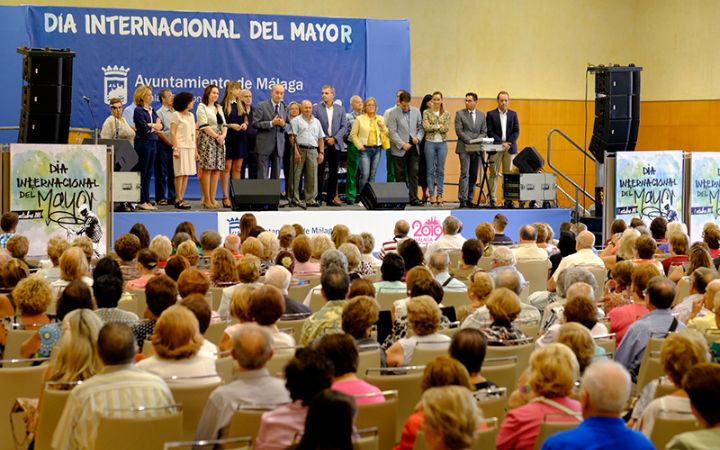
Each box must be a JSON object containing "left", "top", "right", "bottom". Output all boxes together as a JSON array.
[
  {"left": 359, "top": 182, "right": 408, "bottom": 210},
  {"left": 229, "top": 179, "right": 281, "bottom": 211},
  {"left": 513, "top": 146, "right": 544, "bottom": 173}
]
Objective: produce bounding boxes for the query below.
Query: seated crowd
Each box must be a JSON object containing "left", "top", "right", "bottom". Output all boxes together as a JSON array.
[{"left": 0, "top": 209, "right": 719, "bottom": 450}]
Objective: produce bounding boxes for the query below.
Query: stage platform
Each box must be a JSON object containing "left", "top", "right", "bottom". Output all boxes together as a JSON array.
[{"left": 113, "top": 201, "right": 571, "bottom": 252}]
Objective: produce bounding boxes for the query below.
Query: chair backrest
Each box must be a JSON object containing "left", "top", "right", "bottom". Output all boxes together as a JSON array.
[
  {"left": 3, "top": 329, "right": 36, "bottom": 363},
  {"left": 477, "top": 257, "right": 493, "bottom": 271},
  {"left": 209, "top": 287, "right": 225, "bottom": 311},
  {"left": 277, "top": 317, "right": 308, "bottom": 341},
  {"left": 308, "top": 290, "right": 325, "bottom": 313},
  {"left": 376, "top": 290, "right": 407, "bottom": 310},
  {"left": 441, "top": 290, "right": 470, "bottom": 309},
  {"left": 357, "top": 347, "right": 382, "bottom": 378},
  {"left": 227, "top": 404, "right": 286, "bottom": 443},
  {"left": 288, "top": 283, "right": 315, "bottom": 304},
  {"left": 649, "top": 412, "right": 701, "bottom": 450},
  {"left": 129, "top": 288, "right": 147, "bottom": 316},
  {"left": 448, "top": 250, "right": 462, "bottom": 270},
  {"left": 514, "top": 319, "right": 540, "bottom": 340},
  {"left": 163, "top": 436, "right": 252, "bottom": 449},
  {"left": 485, "top": 342, "right": 534, "bottom": 378},
  {"left": 438, "top": 324, "right": 461, "bottom": 339},
  {"left": 673, "top": 276, "right": 691, "bottom": 307},
  {"left": 533, "top": 414, "right": 582, "bottom": 450},
  {"left": 94, "top": 405, "right": 183, "bottom": 450},
  {"left": 586, "top": 267, "right": 607, "bottom": 301},
  {"left": 516, "top": 260, "right": 551, "bottom": 295},
  {"left": 117, "top": 296, "right": 138, "bottom": 314},
  {"left": 635, "top": 338, "right": 666, "bottom": 392},
  {"left": 203, "top": 321, "right": 229, "bottom": 346},
  {"left": 215, "top": 355, "right": 237, "bottom": 384},
  {"left": 355, "top": 391, "right": 398, "bottom": 450},
  {"left": 0, "top": 364, "right": 47, "bottom": 450},
  {"left": 705, "top": 328, "right": 720, "bottom": 344},
  {"left": 479, "top": 357, "right": 518, "bottom": 394},
  {"left": 168, "top": 380, "right": 222, "bottom": 441},
  {"left": 475, "top": 387, "right": 508, "bottom": 423},
  {"left": 265, "top": 346, "right": 300, "bottom": 377},
  {"left": 34, "top": 383, "right": 77, "bottom": 450},
  {"left": 409, "top": 341, "right": 451, "bottom": 366},
  {"left": 353, "top": 427, "right": 379, "bottom": 450},
  {"left": 363, "top": 367, "right": 424, "bottom": 442}
]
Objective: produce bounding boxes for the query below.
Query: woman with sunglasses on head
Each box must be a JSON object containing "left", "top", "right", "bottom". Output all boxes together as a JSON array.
[{"left": 100, "top": 97, "right": 135, "bottom": 142}]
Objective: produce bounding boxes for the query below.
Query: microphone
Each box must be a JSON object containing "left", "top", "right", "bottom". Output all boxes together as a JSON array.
[{"left": 82, "top": 95, "right": 91, "bottom": 102}]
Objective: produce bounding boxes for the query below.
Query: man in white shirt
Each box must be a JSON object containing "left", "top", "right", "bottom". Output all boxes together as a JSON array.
[
  {"left": 424, "top": 216, "right": 466, "bottom": 262},
  {"left": 548, "top": 230, "right": 604, "bottom": 292},
  {"left": 290, "top": 100, "right": 325, "bottom": 208},
  {"left": 154, "top": 88, "right": 176, "bottom": 205},
  {"left": 312, "top": 85, "right": 347, "bottom": 206},
  {"left": 100, "top": 97, "right": 135, "bottom": 141},
  {"left": 52, "top": 323, "right": 175, "bottom": 450},
  {"left": 513, "top": 224, "right": 551, "bottom": 268},
  {"left": 428, "top": 250, "right": 467, "bottom": 292}
]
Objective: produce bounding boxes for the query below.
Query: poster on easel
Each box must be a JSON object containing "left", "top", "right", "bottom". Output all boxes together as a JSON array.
[
  {"left": 614, "top": 151, "right": 683, "bottom": 226},
  {"left": 9, "top": 143, "right": 109, "bottom": 257},
  {"left": 688, "top": 152, "right": 720, "bottom": 243}
]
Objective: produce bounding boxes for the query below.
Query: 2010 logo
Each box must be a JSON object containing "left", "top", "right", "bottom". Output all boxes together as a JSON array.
[{"left": 102, "top": 65, "right": 130, "bottom": 105}]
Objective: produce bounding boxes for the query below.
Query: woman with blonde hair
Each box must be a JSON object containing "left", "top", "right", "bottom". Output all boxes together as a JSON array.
[
  {"left": 196, "top": 84, "right": 227, "bottom": 209},
  {"left": 0, "top": 274, "right": 53, "bottom": 347},
  {"left": 137, "top": 305, "right": 220, "bottom": 384},
  {"left": 45, "top": 308, "right": 103, "bottom": 385},
  {"left": 132, "top": 84, "right": 163, "bottom": 210},
  {"left": 422, "top": 91, "right": 451, "bottom": 206},
  {"left": 422, "top": 385, "right": 482, "bottom": 450},
  {"left": 176, "top": 240, "right": 200, "bottom": 267},
  {"left": 310, "top": 234, "right": 335, "bottom": 262},
  {"left": 257, "top": 231, "right": 280, "bottom": 273},
  {"left": 497, "top": 343, "right": 581, "bottom": 450},
  {"left": 555, "top": 322, "right": 601, "bottom": 374},
  {"left": 50, "top": 247, "right": 93, "bottom": 302},
  {"left": 40, "top": 235, "right": 70, "bottom": 282},
  {"left": 149, "top": 235, "right": 173, "bottom": 268},
  {"left": 331, "top": 224, "right": 350, "bottom": 249},
  {"left": 218, "top": 284, "right": 257, "bottom": 352},
  {"left": 387, "top": 296, "right": 452, "bottom": 367},
  {"left": 481, "top": 288, "right": 527, "bottom": 345},
  {"left": 210, "top": 247, "right": 239, "bottom": 287},
  {"left": 350, "top": 97, "right": 389, "bottom": 197},
  {"left": 221, "top": 81, "right": 249, "bottom": 208},
  {"left": 457, "top": 270, "right": 494, "bottom": 324}
]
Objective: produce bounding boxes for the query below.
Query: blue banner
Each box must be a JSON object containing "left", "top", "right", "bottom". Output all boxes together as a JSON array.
[{"left": 26, "top": 6, "right": 373, "bottom": 128}]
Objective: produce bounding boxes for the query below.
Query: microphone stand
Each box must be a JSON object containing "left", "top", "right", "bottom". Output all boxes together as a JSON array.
[{"left": 83, "top": 97, "right": 99, "bottom": 144}]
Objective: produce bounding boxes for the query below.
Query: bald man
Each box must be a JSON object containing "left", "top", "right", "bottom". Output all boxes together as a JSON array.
[
  {"left": 289, "top": 99, "right": 325, "bottom": 207},
  {"left": 548, "top": 230, "right": 604, "bottom": 292},
  {"left": 379, "top": 219, "right": 410, "bottom": 259}
]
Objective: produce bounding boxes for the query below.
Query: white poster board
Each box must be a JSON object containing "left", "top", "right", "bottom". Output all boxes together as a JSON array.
[{"left": 688, "top": 152, "right": 720, "bottom": 243}]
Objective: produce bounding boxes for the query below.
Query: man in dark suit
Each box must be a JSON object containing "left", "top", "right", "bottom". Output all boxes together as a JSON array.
[
  {"left": 486, "top": 90, "right": 520, "bottom": 207},
  {"left": 455, "top": 92, "right": 487, "bottom": 208},
  {"left": 253, "top": 84, "right": 286, "bottom": 179},
  {"left": 312, "top": 85, "right": 348, "bottom": 206}
]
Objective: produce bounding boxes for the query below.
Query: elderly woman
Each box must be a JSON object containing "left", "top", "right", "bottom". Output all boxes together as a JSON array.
[
  {"left": 126, "top": 249, "right": 160, "bottom": 290},
  {"left": 384, "top": 266, "right": 436, "bottom": 347},
  {"left": 247, "top": 285, "right": 295, "bottom": 348},
  {"left": 359, "top": 232, "right": 382, "bottom": 268},
  {"left": 342, "top": 295, "right": 386, "bottom": 367},
  {"left": 296, "top": 390, "right": 357, "bottom": 450},
  {"left": 137, "top": 305, "right": 220, "bottom": 384},
  {"left": 450, "top": 328, "right": 496, "bottom": 390},
  {"left": 669, "top": 242, "right": 713, "bottom": 283},
  {"left": 50, "top": 247, "right": 94, "bottom": 303},
  {"left": 422, "top": 385, "right": 482, "bottom": 450},
  {"left": 278, "top": 224, "right": 296, "bottom": 252},
  {"left": 149, "top": 235, "right": 173, "bottom": 269},
  {"left": 316, "top": 333, "right": 384, "bottom": 403},
  {"left": 132, "top": 85, "right": 163, "bottom": 210},
  {"left": 457, "top": 270, "right": 494, "bottom": 324},
  {"left": 601, "top": 260, "right": 634, "bottom": 314},
  {"left": 331, "top": 225, "right": 350, "bottom": 249},
  {"left": 240, "top": 236, "right": 264, "bottom": 260},
  {"left": 481, "top": 288, "right": 527, "bottom": 345},
  {"left": 115, "top": 233, "right": 142, "bottom": 281},
  {"left": 44, "top": 308, "right": 103, "bottom": 385},
  {"left": 177, "top": 267, "right": 211, "bottom": 299},
  {"left": 702, "top": 222, "right": 720, "bottom": 258},
  {"left": 292, "top": 235, "right": 320, "bottom": 278},
  {"left": 310, "top": 234, "right": 335, "bottom": 263},
  {"left": 338, "top": 243, "right": 363, "bottom": 280},
  {"left": 474, "top": 222, "right": 496, "bottom": 257},
  {"left": 661, "top": 232, "right": 689, "bottom": 275},
  {"left": 549, "top": 231, "right": 577, "bottom": 276},
  {"left": 387, "top": 296, "right": 452, "bottom": 367},
  {"left": 176, "top": 240, "right": 200, "bottom": 267},
  {"left": 497, "top": 344, "right": 581, "bottom": 450},
  {"left": 210, "top": 247, "right": 239, "bottom": 287},
  {"left": 257, "top": 231, "right": 280, "bottom": 274},
  {"left": 218, "top": 284, "right": 257, "bottom": 352},
  {"left": 164, "top": 255, "right": 190, "bottom": 282},
  {"left": 0, "top": 274, "right": 53, "bottom": 347},
  {"left": 397, "top": 238, "right": 425, "bottom": 273},
  {"left": 350, "top": 97, "right": 389, "bottom": 197},
  {"left": 536, "top": 294, "right": 608, "bottom": 347},
  {"left": 0, "top": 258, "right": 30, "bottom": 314},
  {"left": 40, "top": 235, "right": 70, "bottom": 282},
  {"left": 395, "top": 356, "right": 475, "bottom": 450},
  {"left": 634, "top": 331, "right": 709, "bottom": 435},
  {"left": 556, "top": 322, "right": 603, "bottom": 374}
]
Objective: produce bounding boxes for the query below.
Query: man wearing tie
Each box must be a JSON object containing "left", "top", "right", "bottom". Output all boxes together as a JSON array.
[
  {"left": 387, "top": 90, "right": 424, "bottom": 206},
  {"left": 312, "top": 85, "right": 348, "bottom": 206},
  {"left": 486, "top": 90, "right": 520, "bottom": 207},
  {"left": 455, "top": 92, "right": 487, "bottom": 208},
  {"left": 253, "top": 84, "right": 286, "bottom": 179}
]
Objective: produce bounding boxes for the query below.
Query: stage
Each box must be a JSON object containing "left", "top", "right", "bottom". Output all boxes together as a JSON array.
[{"left": 113, "top": 201, "right": 571, "bottom": 252}]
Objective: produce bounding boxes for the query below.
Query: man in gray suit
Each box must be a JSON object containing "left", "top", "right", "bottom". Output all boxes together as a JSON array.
[
  {"left": 312, "top": 85, "right": 348, "bottom": 206},
  {"left": 387, "top": 90, "right": 424, "bottom": 205},
  {"left": 253, "top": 84, "right": 286, "bottom": 179},
  {"left": 455, "top": 92, "right": 487, "bottom": 208}
]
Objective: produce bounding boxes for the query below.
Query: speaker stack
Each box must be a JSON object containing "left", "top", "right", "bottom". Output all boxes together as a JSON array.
[
  {"left": 359, "top": 182, "right": 408, "bottom": 210},
  {"left": 17, "top": 47, "right": 75, "bottom": 144},
  {"left": 588, "top": 65, "right": 642, "bottom": 161},
  {"left": 229, "top": 179, "right": 281, "bottom": 211}
]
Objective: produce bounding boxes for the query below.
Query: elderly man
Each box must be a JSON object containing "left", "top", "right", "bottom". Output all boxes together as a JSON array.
[
  {"left": 541, "top": 270, "right": 600, "bottom": 331},
  {"left": 100, "top": 97, "right": 136, "bottom": 141},
  {"left": 195, "top": 324, "right": 291, "bottom": 441},
  {"left": 379, "top": 219, "right": 410, "bottom": 259},
  {"left": 200, "top": 230, "right": 222, "bottom": 260},
  {"left": 264, "top": 265, "right": 311, "bottom": 315},
  {"left": 344, "top": 95, "right": 364, "bottom": 204},
  {"left": 428, "top": 250, "right": 467, "bottom": 292},
  {"left": 52, "top": 323, "right": 175, "bottom": 450},
  {"left": 312, "top": 85, "right": 347, "bottom": 206},
  {"left": 290, "top": 99, "right": 325, "bottom": 207},
  {"left": 461, "top": 269, "right": 541, "bottom": 329},
  {"left": 299, "top": 266, "right": 350, "bottom": 345},
  {"left": 673, "top": 267, "right": 717, "bottom": 324},
  {"left": 688, "top": 279, "right": 720, "bottom": 332},
  {"left": 154, "top": 88, "right": 176, "bottom": 206},
  {"left": 541, "top": 360, "right": 654, "bottom": 450},
  {"left": 547, "top": 230, "right": 604, "bottom": 292},
  {"left": 616, "top": 276, "right": 687, "bottom": 378},
  {"left": 513, "top": 224, "right": 551, "bottom": 267},
  {"left": 489, "top": 246, "right": 528, "bottom": 288},
  {"left": 425, "top": 216, "right": 466, "bottom": 261},
  {"left": 253, "top": 84, "right": 287, "bottom": 179}
]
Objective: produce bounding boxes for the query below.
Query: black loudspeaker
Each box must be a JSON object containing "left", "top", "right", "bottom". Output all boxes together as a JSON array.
[
  {"left": 590, "top": 66, "right": 642, "bottom": 161},
  {"left": 17, "top": 48, "right": 75, "bottom": 144},
  {"left": 359, "top": 182, "right": 408, "bottom": 210},
  {"left": 513, "top": 146, "right": 544, "bottom": 173},
  {"left": 229, "top": 179, "right": 281, "bottom": 211}
]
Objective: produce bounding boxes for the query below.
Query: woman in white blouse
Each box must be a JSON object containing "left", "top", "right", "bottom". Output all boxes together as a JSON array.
[{"left": 196, "top": 84, "right": 227, "bottom": 209}]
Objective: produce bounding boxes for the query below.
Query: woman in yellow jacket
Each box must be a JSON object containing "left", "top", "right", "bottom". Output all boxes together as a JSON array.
[
  {"left": 350, "top": 97, "right": 390, "bottom": 199},
  {"left": 422, "top": 91, "right": 451, "bottom": 206}
]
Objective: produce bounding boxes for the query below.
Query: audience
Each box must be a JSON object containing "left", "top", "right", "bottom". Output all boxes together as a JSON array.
[
  {"left": 428, "top": 250, "right": 467, "bottom": 291},
  {"left": 379, "top": 219, "right": 410, "bottom": 259},
  {"left": 424, "top": 217, "right": 466, "bottom": 260},
  {"left": 218, "top": 284, "right": 257, "bottom": 352},
  {"left": 0, "top": 211, "right": 19, "bottom": 249},
  {"left": 456, "top": 270, "right": 494, "bottom": 324},
  {"left": 489, "top": 246, "right": 528, "bottom": 288},
  {"left": 264, "top": 265, "right": 311, "bottom": 314},
  {"left": 50, "top": 246, "right": 94, "bottom": 302},
  {"left": 180, "top": 294, "right": 217, "bottom": 357},
  {"left": 149, "top": 235, "right": 173, "bottom": 268},
  {"left": 209, "top": 247, "right": 239, "bottom": 286},
  {"left": 342, "top": 295, "right": 386, "bottom": 366},
  {"left": 94, "top": 274, "right": 139, "bottom": 324},
  {"left": 292, "top": 235, "right": 320, "bottom": 277},
  {"left": 248, "top": 285, "right": 296, "bottom": 347},
  {"left": 491, "top": 213, "right": 513, "bottom": 246},
  {"left": 513, "top": 224, "right": 551, "bottom": 269},
  {"left": 481, "top": 288, "right": 527, "bottom": 345},
  {"left": 548, "top": 231, "right": 603, "bottom": 292},
  {"left": 607, "top": 262, "right": 662, "bottom": 343},
  {"left": 387, "top": 295, "right": 451, "bottom": 366},
  {"left": 666, "top": 362, "right": 720, "bottom": 449},
  {"left": 687, "top": 279, "right": 720, "bottom": 332},
  {"left": 556, "top": 322, "right": 603, "bottom": 374},
  {"left": 673, "top": 267, "right": 717, "bottom": 323},
  {"left": 300, "top": 266, "right": 350, "bottom": 345},
  {"left": 115, "top": 233, "right": 142, "bottom": 281},
  {"left": 0, "top": 274, "right": 52, "bottom": 346},
  {"left": 132, "top": 274, "right": 178, "bottom": 349},
  {"left": 374, "top": 252, "right": 407, "bottom": 292},
  {"left": 451, "top": 238, "right": 483, "bottom": 280},
  {"left": 44, "top": 308, "right": 103, "bottom": 386},
  {"left": 449, "top": 328, "right": 496, "bottom": 390},
  {"left": 40, "top": 235, "right": 70, "bottom": 282}
]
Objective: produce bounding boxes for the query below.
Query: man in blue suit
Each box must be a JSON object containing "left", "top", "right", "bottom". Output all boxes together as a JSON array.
[
  {"left": 486, "top": 90, "right": 520, "bottom": 207},
  {"left": 313, "top": 85, "right": 348, "bottom": 206}
]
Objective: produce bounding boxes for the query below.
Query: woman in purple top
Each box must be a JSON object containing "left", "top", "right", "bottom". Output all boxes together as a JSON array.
[{"left": 132, "top": 85, "right": 163, "bottom": 210}]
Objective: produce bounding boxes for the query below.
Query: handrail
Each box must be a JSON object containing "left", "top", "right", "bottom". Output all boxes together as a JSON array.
[{"left": 546, "top": 128, "right": 598, "bottom": 216}]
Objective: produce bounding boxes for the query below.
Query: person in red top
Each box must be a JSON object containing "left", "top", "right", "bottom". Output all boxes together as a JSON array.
[
  {"left": 608, "top": 263, "right": 662, "bottom": 346},
  {"left": 702, "top": 223, "right": 720, "bottom": 259},
  {"left": 661, "top": 232, "right": 689, "bottom": 275}
]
